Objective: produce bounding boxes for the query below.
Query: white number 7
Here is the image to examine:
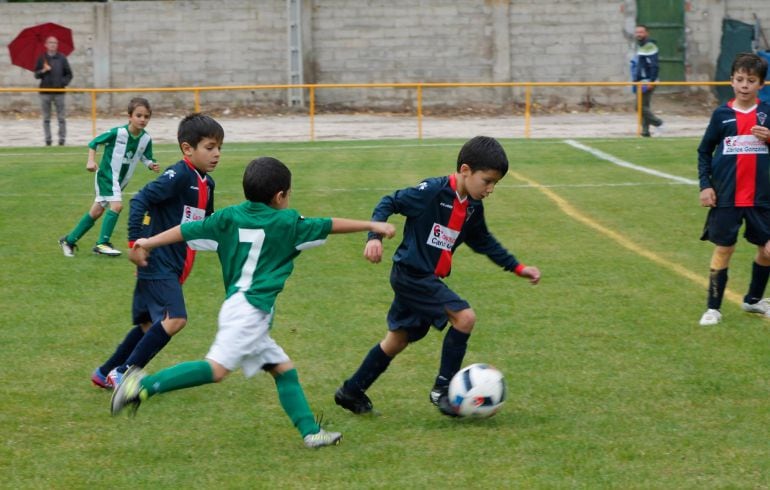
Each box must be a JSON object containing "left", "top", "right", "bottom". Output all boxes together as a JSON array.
[{"left": 235, "top": 228, "right": 265, "bottom": 291}]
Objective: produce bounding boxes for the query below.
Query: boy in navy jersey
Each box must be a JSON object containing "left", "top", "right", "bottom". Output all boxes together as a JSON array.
[
  {"left": 91, "top": 114, "right": 224, "bottom": 388},
  {"left": 334, "top": 136, "right": 541, "bottom": 417},
  {"left": 111, "top": 157, "right": 395, "bottom": 448},
  {"left": 698, "top": 53, "right": 770, "bottom": 326}
]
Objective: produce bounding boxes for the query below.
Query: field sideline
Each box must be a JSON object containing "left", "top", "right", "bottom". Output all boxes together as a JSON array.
[{"left": 2, "top": 137, "right": 769, "bottom": 488}]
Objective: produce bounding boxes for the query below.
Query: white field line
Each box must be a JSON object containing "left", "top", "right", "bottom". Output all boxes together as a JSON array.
[{"left": 513, "top": 141, "right": 740, "bottom": 306}]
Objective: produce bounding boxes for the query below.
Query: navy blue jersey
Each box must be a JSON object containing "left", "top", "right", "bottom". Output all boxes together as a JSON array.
[
  {"left": 368, "top": 175, "right": 519, "bottom": 277},
  {"left": 128, "top": 158, "right": 215, "bottom": 282},
  {"left": 698, "top": 99, "right": 770, "bottom": 207}
]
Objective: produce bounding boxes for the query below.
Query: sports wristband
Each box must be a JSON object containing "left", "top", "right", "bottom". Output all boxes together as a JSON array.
[
  {"left": 128, "top": 240, "right": 136, "bottom": 249},
  {"left": 513, "top": 264, "right": 526, "bottom": 276}
]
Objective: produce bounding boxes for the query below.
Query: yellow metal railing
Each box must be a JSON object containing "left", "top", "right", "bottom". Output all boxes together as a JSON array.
[{"left": 1, "top": 81, "right": 730, "bottom": 140}]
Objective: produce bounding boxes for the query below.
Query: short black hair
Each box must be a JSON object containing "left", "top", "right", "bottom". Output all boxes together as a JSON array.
[
  {"left": 127, "top": 97, "right": 151, "bottom": 116},
  {"left": 456, "top": 136, "right": 509, "bottom": 176},
  {"left": 177, "top": 113, "right": 224, "bottom": 149},
  {"left": 243, "top": 157, "right": 292, "bottom": 204},
  {"left": 732, "top": 52, "right": 768, "bottom": 84}
]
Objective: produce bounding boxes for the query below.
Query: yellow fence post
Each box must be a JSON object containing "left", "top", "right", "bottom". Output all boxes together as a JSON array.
[
  {"left": 309, "top": 86, "right": 315, "bottom": 142},
  {"left": 194, "top": 90, "right": 200, "bottom": 113},
  {"left": 417, "top": 84, "right": 423, "bottom": 140},
  {"left": 90, "top": 90, "right": 97, "bottom": 137},
  {"left": 525, "top": 85, "right": 531, "bottom": 139}
]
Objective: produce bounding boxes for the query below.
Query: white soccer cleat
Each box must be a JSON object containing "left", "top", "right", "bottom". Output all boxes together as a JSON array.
[
  {"left": 699, "top": 308, "right": 722, "bottom": 326},
  {"left": 58, "top": 236, "right": 76, "bottom": 257},
  {"left": 303, "top": 428, "right": 342, "bottom": 448},
  {"left": 93, "top": 243, "right": 122, "bottom": 256},
  {"left": 741, "top": 298, "right": 770, "bottom": 316}
]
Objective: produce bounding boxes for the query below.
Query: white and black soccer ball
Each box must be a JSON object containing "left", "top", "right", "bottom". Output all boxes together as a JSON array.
[{"left": 448, "top": 363, "right": 506, "bottom": 418}]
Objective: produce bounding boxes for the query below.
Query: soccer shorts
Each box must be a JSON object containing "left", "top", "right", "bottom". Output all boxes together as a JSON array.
[
  {"left": 206, "top": 292, "right": 290, "bottom": 378},
  {"left": 94, "top": 170, "right": 127, "bottom": 202},
  {"left": 386, "top": 263, "right": 470, "bottom": 333},
  {"left": 700, "top": 206, "right": 770, "bottom": 247},
  {"left": 131, "top": 278, "right": 187, "bottom": 325}
]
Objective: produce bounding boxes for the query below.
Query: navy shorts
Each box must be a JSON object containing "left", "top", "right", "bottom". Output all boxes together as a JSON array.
[
  {"left": 132, "top": 278, "right": 187, "bottom": 325},
  {"left": 386, "top": 263, "right": 470, "bottom": 336},
  {"left": 701, "top": 207, "right": 770, "bottom": 247}
]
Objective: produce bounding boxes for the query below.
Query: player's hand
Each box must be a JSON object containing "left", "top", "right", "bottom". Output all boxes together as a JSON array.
[
  {"left": 148, "top": 162, "right": 160, "bottom": 173},
  {"left": 364, "top": 239, "right": 384, "bottom": 263},
  {"left": 699, "top": 187, "right": 716, "bottom": 207},
  {"left": 129, "top": 239, "right": 151, "bottom": 267},
  {"left": 751, "top": 125, "right": 770, "bottom": 142},
  {"left": 86, "top": 160, "right": 97, "bottom": 172},
  {"left": 371, "top": 222, "right": 396, "bottom": 239},
  {"left": 519, "top": 265, "right": 541, "bottom": 285}
]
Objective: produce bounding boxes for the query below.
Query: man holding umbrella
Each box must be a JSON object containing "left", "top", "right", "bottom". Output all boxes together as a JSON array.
[{"left": 34, "top": 36, "right": 72, "bottom": 146}]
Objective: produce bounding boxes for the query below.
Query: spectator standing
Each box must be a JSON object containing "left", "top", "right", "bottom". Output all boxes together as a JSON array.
[
  {"left": 631, "top": 25, "right": 664, "bottom": 137},
  {"left": 34, "top": 36, "right": 72, "bottom": 146}
]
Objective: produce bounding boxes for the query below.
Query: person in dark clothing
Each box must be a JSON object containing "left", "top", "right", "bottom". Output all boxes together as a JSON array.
[
  {"left": 34, "top": 36, "right": 73, "bottom": 146},
  {"left": 631, "top": 25, "right": 664, "bottom": 137}
]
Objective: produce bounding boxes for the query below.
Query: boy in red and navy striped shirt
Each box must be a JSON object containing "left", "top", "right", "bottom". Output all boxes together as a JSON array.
[
  {"left": 698, "top": 53, "right": 770, "bottom": 326},
  {"left": 335, "top": 136, "right": 540, "bottom": 416}
]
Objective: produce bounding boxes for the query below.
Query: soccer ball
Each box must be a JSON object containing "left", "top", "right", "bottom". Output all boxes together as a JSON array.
[{"left": 448, "top": 363, "right": 506, "bottom": 418}]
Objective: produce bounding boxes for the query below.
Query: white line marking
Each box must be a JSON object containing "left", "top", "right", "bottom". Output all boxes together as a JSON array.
[{"left": 563, "top": 139, "right": 698, "bottom": 185}]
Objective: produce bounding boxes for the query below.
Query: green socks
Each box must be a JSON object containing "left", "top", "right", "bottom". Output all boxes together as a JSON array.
[
  {"left": 141, "top": 360, "right": 214, "bottom": 397},
  {"left": 97, "top": 209, "right": 120, "bottom": 245},
  {"left": 274, "top": 369, "right": 318, "bottom": 437},
  {"left": 67, "top": 212, "right": 96, "bottom": 244}
]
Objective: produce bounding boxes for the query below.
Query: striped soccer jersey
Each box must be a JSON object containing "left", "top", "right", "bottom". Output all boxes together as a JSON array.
[
  {"left": 180, "top": 201, "right": 332, "bottom": 313},
  {"left": 368, "top": 174, "right": 520, "bottom": 277},
  {"left": 128, "top": 158, "right": 214, "bottom": 283},
  {"left": 90, "top": 125, "right": 154, "bottom": 197},
  {"left": 698, "top": 99, "right": 770, "bottom": 207}
]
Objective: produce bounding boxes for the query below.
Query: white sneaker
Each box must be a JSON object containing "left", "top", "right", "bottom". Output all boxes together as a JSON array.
[
  {"left": 741, "top": 298, "right": 770, "bottom": 315},
  {"left": 303, "top": 428, "right": 342, "bottom": 448},
  {"left": 699, "top": 309, "right": 722, "bottom": 326},
  {"left": 93, "top": 243, "right": 122, "bottom": 256},
  {"left": 58, "top": 236, "right": 76, "bottom": 257}
]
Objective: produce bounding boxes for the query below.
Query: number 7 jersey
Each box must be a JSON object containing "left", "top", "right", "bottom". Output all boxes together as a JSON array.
[{"left": 180, "top": 200, "right": 332, "bottom": 313}]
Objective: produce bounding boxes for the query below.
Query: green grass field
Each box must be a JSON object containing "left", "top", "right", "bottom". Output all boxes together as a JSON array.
[{"left": 2, "top": 137, "right": 770, "bottom": 488}]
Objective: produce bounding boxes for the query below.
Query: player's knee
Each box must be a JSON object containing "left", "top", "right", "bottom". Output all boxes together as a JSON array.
[
  {"left": 711, "top": 246, "right": 734, "bottom": 270},
  {"left": 450, "top": 309, "right": 476, "bottom": 334},
  {"left": 381, "top": 330, "right": 409, "bottom": 356},
  {"left": 209, "top": 360, "right": 230, "bottom": 382},
  {"left": 110, "top": 202, "right": 123, "bottom": 213},
  {"left": 162, "top": 317, "right": 187, "bottom": 335}
]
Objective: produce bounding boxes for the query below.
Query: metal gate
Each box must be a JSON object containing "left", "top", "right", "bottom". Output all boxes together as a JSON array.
[{"left": 636, "top": 0, "right": 686, "bottom": 85}]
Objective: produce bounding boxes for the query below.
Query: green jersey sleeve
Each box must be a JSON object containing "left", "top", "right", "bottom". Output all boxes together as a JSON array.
[{"left": 88, "top": 127, "right": 117, "bottom": 150}]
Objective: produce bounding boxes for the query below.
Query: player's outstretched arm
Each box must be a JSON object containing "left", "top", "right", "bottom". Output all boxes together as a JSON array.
[
  {"left": 86, "top": 148, "right": 98, "bottom": 172},
  {"left": 517, "top": 265, "right": 541, "bottom": 285},
  {"left": 129, "top": 225, "right": 185, "bottom": 267},
  {"left": 330, "top": 218, "right": 395, "bottom": 238}
]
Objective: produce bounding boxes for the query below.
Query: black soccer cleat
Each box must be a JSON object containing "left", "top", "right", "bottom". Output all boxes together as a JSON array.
[
  {"left": 334, "top": 386, "right": 373, "bottom": 414},
  {"left": 430, "top": 385, "right": 460, "bottom": 418}
]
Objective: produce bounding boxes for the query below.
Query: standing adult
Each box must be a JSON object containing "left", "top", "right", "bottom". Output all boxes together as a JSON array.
[
  {"left": 34, "top": 36, "right": 72, "bottom": 146},
  {"left": 631, "top": 25, "right": 664, "bottom": 137}
]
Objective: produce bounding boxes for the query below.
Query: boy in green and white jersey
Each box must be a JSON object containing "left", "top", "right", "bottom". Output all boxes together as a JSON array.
[
  {"left": 58, "top": 97, "right": 159, "bottom": 257},
  {"left": 113, "top": 156, "right": 395, "bottom": 448}
]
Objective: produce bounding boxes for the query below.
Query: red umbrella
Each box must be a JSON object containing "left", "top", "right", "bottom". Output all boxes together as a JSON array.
[{"left": 7, "top": 22, "right": 74, "bottom": 72}]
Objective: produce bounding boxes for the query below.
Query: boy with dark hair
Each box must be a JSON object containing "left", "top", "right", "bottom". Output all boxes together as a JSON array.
[
  {"left": 334, "top": 135, "right": 540, "bottom": 417},
  {"left": 91, "top": 113, "right": 224, "bottom": 388},
  {"left": 59, "top": 97, "right": 159, "bottom": 257},
  {"left": 111, "top": 157, "right": 396, "bottom": 448},
  {"left": 698, "top": 53, "right": 770, "bottom": 326}
]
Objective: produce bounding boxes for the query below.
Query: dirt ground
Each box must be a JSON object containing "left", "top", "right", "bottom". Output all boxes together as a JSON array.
[{"left": 3, "top": 93, "right": 712, "bottom": 147}]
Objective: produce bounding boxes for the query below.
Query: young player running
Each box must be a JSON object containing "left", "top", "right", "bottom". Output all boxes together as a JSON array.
[{"left": 111, "top": 156, "right": 395, "bottom": 448}]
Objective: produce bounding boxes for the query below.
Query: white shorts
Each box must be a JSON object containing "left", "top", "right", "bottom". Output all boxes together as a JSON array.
[{"left": 206, "top": 292, "right": 290, "bottom": 378}]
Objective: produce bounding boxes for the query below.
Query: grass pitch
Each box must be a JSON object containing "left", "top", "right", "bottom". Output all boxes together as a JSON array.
[{"left": 2, "top": 137, "right": 770, "bottom": 488}]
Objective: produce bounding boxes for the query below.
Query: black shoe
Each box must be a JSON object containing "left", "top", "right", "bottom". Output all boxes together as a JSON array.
[
  {"left": 430, "top": 385, "right": 459, "bottom": 418},
  {"left": 641, "top": 132, "right": 651, "bottom": 138},
  {"left": 334, "top": 386, "right": 373, "bottom": 414},
  {"left": 58, "top": 141, "right": 65, "bottom": 146},
  {"left": 45, "top": 141, "right": 52, "bottom": 146}
]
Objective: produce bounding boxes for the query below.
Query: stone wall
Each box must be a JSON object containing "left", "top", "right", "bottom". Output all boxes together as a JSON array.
[{"left": 1, "top": 0, "right": 769, "bottom": 114}]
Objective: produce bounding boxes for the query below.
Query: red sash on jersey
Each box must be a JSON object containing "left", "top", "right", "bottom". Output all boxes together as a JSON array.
[
  {"left": 729, "top": 99, "right": 759, "bottom": 207},
  {"left": 179, "top": 157, "right": 209, "bottom": 284},
  {"left": 434, "top": 173, "right": 468, "bottom": 278}
]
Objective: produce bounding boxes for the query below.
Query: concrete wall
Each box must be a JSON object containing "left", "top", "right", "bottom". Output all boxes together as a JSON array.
[{"left": 1, "top": 0, "right": 769, "bottom": 113}]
